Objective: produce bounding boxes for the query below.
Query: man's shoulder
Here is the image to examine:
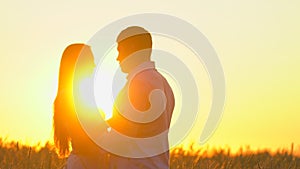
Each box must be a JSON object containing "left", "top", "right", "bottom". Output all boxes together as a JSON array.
[
  {"left": 131, "top": 69, "right": 165, "bottom": 87},
  {"left": 134, "top": 68, "right": 165, "bottom": 81}
]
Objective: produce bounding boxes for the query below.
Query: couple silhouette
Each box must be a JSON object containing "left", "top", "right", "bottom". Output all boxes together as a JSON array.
[{"left": 53, "top": 26, "right": 175, "bottom": 169}]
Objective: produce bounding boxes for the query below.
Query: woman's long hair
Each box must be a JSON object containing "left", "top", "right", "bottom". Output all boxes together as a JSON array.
[{"left": 53, "top": 44, "right": 93, "bottom": 157}]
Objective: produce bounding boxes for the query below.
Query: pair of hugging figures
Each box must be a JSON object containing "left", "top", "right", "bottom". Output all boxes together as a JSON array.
[{"left": 53, "top": 26, "right": 175, "bottom": 169}]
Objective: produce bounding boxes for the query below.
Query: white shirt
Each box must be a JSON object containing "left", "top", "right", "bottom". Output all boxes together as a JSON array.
[{"left": 108, "top": 61, "right": 175, "bottom": 169}]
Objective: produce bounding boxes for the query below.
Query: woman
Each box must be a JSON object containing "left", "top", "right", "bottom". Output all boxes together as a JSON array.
[{"left": 53, "top": 44, "right": 107, "bottom": 169}]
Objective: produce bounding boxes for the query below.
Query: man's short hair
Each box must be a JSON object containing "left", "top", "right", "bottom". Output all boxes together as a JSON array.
[{"left": 117, "top": 26, "right": 152, "bottom": 50}]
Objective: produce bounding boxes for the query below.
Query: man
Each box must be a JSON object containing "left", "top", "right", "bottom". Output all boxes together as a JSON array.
[{"left": 107, "top": 26, "right": 175, "bottom": 169}]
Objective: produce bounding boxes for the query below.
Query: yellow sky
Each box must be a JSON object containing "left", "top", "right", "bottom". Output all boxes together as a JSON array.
[{"left": 1, "top": 1, "right": 300, "bottom": 153}]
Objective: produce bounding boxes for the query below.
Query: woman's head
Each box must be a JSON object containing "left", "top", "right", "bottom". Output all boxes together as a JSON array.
[
  {"left": 53, "top": 43, "right": 95, "bottom": 157},
  {"left": 57, "top": 44, "right": 95, "bottom": 92}
]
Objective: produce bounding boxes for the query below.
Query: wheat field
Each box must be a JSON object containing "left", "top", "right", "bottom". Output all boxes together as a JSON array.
[{"left": 0, "top": 138, "right": 299, "bottom": 169}]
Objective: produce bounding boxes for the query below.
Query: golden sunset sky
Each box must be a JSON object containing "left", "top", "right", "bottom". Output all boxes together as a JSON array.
[{"left": 1, "top": 0, "right": 299, "bottom": 153}]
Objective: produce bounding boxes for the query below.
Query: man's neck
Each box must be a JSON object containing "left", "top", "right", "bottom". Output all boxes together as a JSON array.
[{"left": 126, "top": 61, "right": 155, "bottom": 80}]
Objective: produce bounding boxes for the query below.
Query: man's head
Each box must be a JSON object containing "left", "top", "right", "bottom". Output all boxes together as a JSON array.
[{"left": 116, "top": 26, "right": 152, "bottom": 73}]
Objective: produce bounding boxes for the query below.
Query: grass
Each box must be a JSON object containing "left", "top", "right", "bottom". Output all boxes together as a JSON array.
[
  {"left": 170, "top": 145, "right": 300, "bottom": 169},
  {"left": 0, "top": 138, "right": 299, "bottom": 169}
]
